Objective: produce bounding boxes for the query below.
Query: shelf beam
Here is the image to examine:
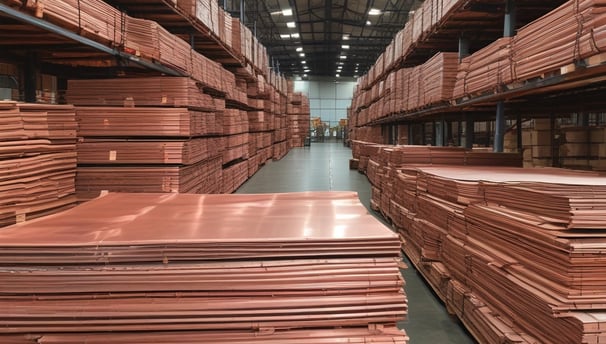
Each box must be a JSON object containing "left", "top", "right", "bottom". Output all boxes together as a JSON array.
[{"left": 0, "top": 3, "right": 185, "bottom": 77}]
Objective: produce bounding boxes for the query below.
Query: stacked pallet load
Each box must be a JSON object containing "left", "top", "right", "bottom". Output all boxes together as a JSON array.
[
  {"left": 453, "top": 38, "right": 513, "bottom": 99},
  {"left": 67, "top": 77, "right": 224, "bottom": 199},
  {"left": 0, "top": 191, "right": 409, "bottom": 344},
  {"left": 351, "top": 136, "right": 606, "bottom": 342},
  {"left": 0, "top": 101, "right": 77, "bottom": 228},
  {"left": 246, "top": 74, "right": 273, "bottom": 176},
  {"left": 453, "top": 0, "right": 606, "bottom": 100},
  {"left": 401, "top": 166, "right": 606, "bottom": 343},
  {"left": 287, "top": 91, "right": 311, "bottom": 147},
  {"left": 268, "top": 72, "right": 289, "bottom": 160},
  {"left": 350, "top": 141, "right": 521, "bottom": 219},
  {"left": 350, "top": 52, "right": 458, "bottom": 128}
]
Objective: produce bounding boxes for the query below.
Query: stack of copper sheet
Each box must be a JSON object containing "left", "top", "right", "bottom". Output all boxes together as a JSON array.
[
  {"left": 0, "top": 101, "right": 77, "bottom": 228},
  {"left": 513, "top": 0, "right": 606, "bottom": 81},
  {"left": 71, "top": 78, "right": 225, "bottom": 197},
  {"left": 221, "top": 160, "right": 249, "bottom": 193},
  {"left": 453, "top": 38, "right": 513, "bottom": 99},
  {"left": 27, "top": 0, "right": 122, "bottom": 45},
  {"left": 77, "top": 137, "right": 223, "bottom": 165},
  {"left": 222, "top": 108, "right": 250, "bottom": 135},
  {"left": 222, "top": 133, "right": 250, "bottom": 164},
  {"left": 351, "top": 141, "right": 522, "bottom": 175},
  {"left": 76, "top": 155, "right": 223, "bottom": 195},
  {"left": 364, "top": 161, "right": 606, "bottom": 343},
  {"left": 66, "top": 77, "right": 216, "bottom": 111},
  {"left": 76, "top": 107, "right": 216, "bottom": 137},
  {"left": 421, "top": 52, "right": 459, "bottom": 105},
  {"left": 0, "top": 192, "right": 408, "bottom": 343}
]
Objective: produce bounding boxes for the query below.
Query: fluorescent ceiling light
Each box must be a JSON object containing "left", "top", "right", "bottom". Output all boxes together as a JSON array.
[
  {"left": 296, "top": 47, "right": 303, "bottom": 52},
  {"left": 290, "top": 33, "right": 300, "bottom": 38},
  {"left": 369, "top": 8, "right": 382, "bottom": 15},
  {"left": 353, "top": 75, "right": 358, "bottom": 78},
  {"left": 301, "top": 60, "right": 306, "bottom": 64},
  {"left": 304, "top": 69, "right": 310, "bottom": 72},
  {"left": 335, "top": 74, "right": 340, "bottom": 77},
  {"left": 339, "top": 55, "right": 347, "bottom": 59},
  {"left": 343, "top": 34, "right": 350, "bottom": 40},
  {"left": 342, "top": 44, "right": 350, "bottom": 49},
  {"left": 337, "top": 61, "right": 344, "bottom": 65},
  {"left": 286, "top": 21, "right": 296, "bottom": 28},
  {"left": 303, "top": 74, "right": 308, "bottom": 77},
  {"left": 299, "top": 53, "right": 305, "bottom": 57},
  {"left": 280, "top": 34, "right": 290, "bottom": 39},
  {"left": 366, "top": 20, "right": 372, "bottom": 26},
  {"left": 282, "top": 8, "right": 293, "bottom": 16}
]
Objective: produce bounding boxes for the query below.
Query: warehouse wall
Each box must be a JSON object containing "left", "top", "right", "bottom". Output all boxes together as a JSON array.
[{"left": 294, "top": 78, "right": 356, "bottom": 127}]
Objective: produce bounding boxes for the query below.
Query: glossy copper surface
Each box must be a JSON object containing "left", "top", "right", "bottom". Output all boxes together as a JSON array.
[{"left": 0, "top": 191, "right": 407, "bottom": 342}]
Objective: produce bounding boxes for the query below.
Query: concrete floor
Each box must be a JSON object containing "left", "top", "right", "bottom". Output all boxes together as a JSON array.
[{"left": 237, "top": 141, "right": 476, "bottom": 344}]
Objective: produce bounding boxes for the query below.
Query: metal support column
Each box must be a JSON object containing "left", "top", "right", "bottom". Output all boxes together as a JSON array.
[
  {"left": 504, "top": 0, "right": 517, "bottom": 37},
  {"left": 458, "top": 36, "right": 470, "bottom": 61},
  {"left": 494, "top": 101, "right": 506, "bottom": 152},
  {"left": 458, "top": 120, "right": 463, "bottom": 146},
  {"left": 24, "top": 53, "right": 36, "bottom": 103},
  {"left": 465, "top": 115, "right": 474, "bottom": 149},
  {"left": 445, "top": 120, "right": 452, "bottom": 146},
  {"left": 240, "top": 0, "right": 245, "bottom": 23},
  {"left": 516, "top": 113, "right": 523, "bottom": 152}
]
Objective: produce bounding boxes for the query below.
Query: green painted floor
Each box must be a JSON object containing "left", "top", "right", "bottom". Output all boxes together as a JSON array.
[{"left": 236, "top": 141, "right": 476, "bottom": 344}]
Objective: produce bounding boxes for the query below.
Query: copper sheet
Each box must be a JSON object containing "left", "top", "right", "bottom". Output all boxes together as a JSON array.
[
  {"left": 361, "top": 152, "right": 606, "bottom": 342},
  {"left": 0, "top": 192, "right": 398, "bottom": 248},
  {"left": 66, "top": 77, "right": 215, "bottom": 111},
  {"left": 76, "top": 107, "right": 221, "bottom": 138},
  {"left": 77, "top": 137, "right": 224, "bottom": 165},
  {"left": 76, "top": 155, "right": 223, "bottom": 195},
  {"left": 21, "top": 327, "right": 409, "bottom": 343},
  {"left": 0, "top": 102, "right": 77, "bottom": 228},
  {"left": 0, "top": 191, "right": 406, "bottom": 341}
]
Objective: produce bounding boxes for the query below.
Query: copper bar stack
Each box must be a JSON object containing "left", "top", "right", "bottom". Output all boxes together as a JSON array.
[
  {"left": 0, "top": 101, "right": 77, "bottom": 228},
  {"left": 0, "top": 191, "right": 408, "bottom": 343},
  {"left": 68, "top": 77, "right": 224, "bottom": 199}
]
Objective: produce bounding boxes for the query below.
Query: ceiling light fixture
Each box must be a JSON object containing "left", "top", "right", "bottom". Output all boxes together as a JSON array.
[
  {"left": 286, "top": 21, "right": 296, "bottom": 28},
  {"left": 343, "top": 34, "right": 350, "bottom": 40},
  {"left": 339, "top": 55, "right": 347, "bottom": 59},
  {"left": 290, "top": 33, "right": 300, "bottom": 38},
  {"left": 299, "top": 53, "right": 305, "bottom": 57},
  {"left": 301, "top": 60, "right": 306, "bottom": 64},
  {"left": 282, "top": 8, "right": 293, "bottom": 16},
  {"left": 296, "top": 47, "right": 303, "bottom": 52},
  {"left": 368, "top": 8, "right": 382, "bottom": 15},
  {"left": 342, "top": 44, "right": 350, "bottom": 49},
  {"left": 335, "top": 74, "right": 340, "bottom": 77},
  {"left": 366, "top": 20, "right": 372, "bottom": 26},
  {"left": 280, "top": 34, "right": 290, "bottom": 39}
]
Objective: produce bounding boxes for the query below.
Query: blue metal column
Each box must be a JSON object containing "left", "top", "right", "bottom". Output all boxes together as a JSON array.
[
  {"left": 494, "top": 0, "right": 516, "bottom": 152},
  {"left": 465, "top": 114, "right": 474, "bottom": 149},
  {"left": 494, "top": 102, "right": 506, "bottom": 152},
  {"left": 458, "top": 36, "right": 470, "bottom": 61},
  {"left": 516, "top": 113, "right": 523, "bottom": 152},
  {"left": 504, "top": 0, "right": 517, "bottom": 38}
]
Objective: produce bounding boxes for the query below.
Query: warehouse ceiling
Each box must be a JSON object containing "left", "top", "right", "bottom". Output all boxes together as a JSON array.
[
  {"left": 230, "top": 0, "right": 569, "bottom": 79},
  {"left": 231, "top": 0, "right": 423, "bottom": 78}
]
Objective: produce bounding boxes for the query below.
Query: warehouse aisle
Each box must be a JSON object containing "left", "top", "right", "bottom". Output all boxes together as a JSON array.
[{"left": 236, "top": 142, "right": 476, "bottom": 344}]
